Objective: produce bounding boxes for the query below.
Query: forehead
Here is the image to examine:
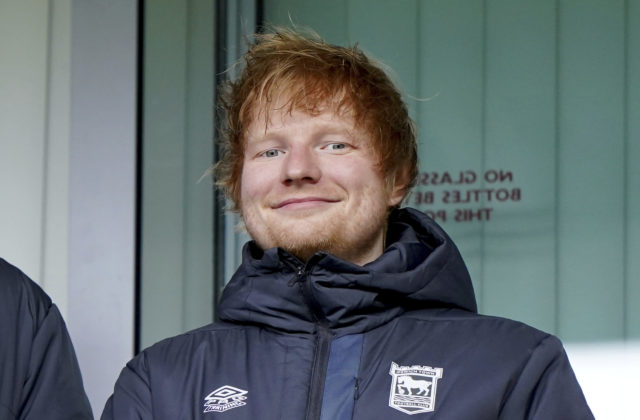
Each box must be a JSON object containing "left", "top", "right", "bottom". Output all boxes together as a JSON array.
[
  {"left": 245, "top": 83, "right": 359, "bottom": 130},
  {"left": 245, "top": 97, "right": 361, "bottom": 141}
]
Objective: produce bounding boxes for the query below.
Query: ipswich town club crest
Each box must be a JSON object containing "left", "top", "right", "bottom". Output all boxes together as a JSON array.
[{"left": 389, "top": 362, "right": 443, "bottom": 415}]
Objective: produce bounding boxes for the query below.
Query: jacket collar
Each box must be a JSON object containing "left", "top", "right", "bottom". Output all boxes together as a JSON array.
[{"left": 218, "top": 208, "right": 477, "bottom": 335}]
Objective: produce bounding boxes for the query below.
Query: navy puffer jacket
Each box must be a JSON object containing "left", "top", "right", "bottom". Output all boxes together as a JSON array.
[
  {"left": 102, "top": 208, "right": 593, "bottom": 419},
  {"left": 0, "top": 259, "right": 93, "bottom": 419}
]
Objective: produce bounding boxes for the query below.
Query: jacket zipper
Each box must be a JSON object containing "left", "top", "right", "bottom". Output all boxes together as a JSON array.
[
  {"left": 294, "top": 264, "right": 333, "bottom": 420},
  {"left": 306, "top": 324, "right": 332, "bottom": 420}
]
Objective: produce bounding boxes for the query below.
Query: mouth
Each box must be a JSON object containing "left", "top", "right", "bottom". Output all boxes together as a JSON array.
[{"left": 273, "top": 197, "right": 339, "bottom": 210}]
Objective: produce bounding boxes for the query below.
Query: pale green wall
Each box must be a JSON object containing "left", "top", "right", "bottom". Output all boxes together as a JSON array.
[
  {"left": 264, "top": 0, "right": 640, "bottom": 342},
  {"left": 141, "top": 0, "right": 215, "bottom": 348}
]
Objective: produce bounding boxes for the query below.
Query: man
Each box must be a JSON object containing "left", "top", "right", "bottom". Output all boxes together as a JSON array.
[
  {"left": 102, "top": 29, "right": 593, "bottom": 419},
  {"left": 0, "top": 258, "right": 93, "bottom": 419}
]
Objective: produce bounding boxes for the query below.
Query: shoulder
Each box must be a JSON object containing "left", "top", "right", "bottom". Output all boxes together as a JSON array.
[
  {"left": 390, "top": 309, "right": 574, "bottom": 384},
  {"left": 104, "top": 322, "right": 271, "bottom": 418},
  {"left": 113, "top": 321, "right": 260, "bottom": 402},
  {"left": 0, "top": 258, "right": 52, "bottom": 324},
  {"left": 150, "top": 321, "right": 249, "bottom": 349},
  {"left": 397, "top": 308, "right": 561, "bottom": 355},
  {"left": 390, "top": 310, "right": 592, "bottom": 418},
  {"left": 132, "top": 321, "right": 253, "bottom": 367},
  {"left": 403, "top": 307, "right": 548, "bottom": 333}
]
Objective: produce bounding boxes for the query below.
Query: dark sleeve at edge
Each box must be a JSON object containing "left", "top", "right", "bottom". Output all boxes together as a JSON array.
[
  {"left": 499, "top": 335, "right": 594, "bottom": 420},
  {"left": 101, "top": 351, "right": 153, "bottom": 420},
  {"left": 0, "top": 258, "right": 94, "bottom": 420}
]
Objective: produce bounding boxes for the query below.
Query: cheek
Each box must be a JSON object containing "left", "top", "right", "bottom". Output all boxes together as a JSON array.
[
  {"left": 239, "top": 175, "right": 261, "bottom": 219},
  {"left": 343, "top": 163, "right": 388, "bottom": 195},
  {"left": 240, "top": 164, "right": 281, "bottom": 215},
  {"left": 240, "top": 166, "right": 262, "bottom": 202}
]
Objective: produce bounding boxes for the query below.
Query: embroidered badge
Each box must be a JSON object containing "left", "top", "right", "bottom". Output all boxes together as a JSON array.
[
  {"left": 389, "top": 362, "right": 443, "bottom": 415},
  {"left": 203, "top": 385, "right": 248, "bottom": 413}
]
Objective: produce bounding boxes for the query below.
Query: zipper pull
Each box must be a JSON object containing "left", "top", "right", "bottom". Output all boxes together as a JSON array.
[
  {"left": 288, "top": 267, "right": 305, "bottom": 286},
  {"left": 354, "top": 377, "right": 360, "bottom": 400}
]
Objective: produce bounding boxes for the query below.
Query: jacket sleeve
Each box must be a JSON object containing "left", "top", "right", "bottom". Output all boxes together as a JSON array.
[
  {"left": 101, "top": 351, "right": 153, "bottom": 420},
  {"left": 499, "top": 335, "right": 594, "bottom": 420},
  {"left": 21, "top": 303, "right": 94, "bottom": 419},
  {"left": 0, "top": 259, "right": 93, "bottom": 420}
]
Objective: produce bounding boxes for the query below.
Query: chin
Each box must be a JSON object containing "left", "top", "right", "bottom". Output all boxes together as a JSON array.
[
  {"left": 283, "top": 236, "right": 335, "bottom": 256},
  {"left": 282, "top": 244, "right": 325, "bottom": 263},
  {"left": 270, "top": 228, "right": 339, "bottom": 261}
]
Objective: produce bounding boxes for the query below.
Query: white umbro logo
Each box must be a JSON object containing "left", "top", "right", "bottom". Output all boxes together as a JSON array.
[{"left": 203, "top": 385, "right": 248, "bottom": 413}]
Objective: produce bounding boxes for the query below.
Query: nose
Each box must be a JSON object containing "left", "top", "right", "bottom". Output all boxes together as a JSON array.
[{"left": 281, "top": 146, "right": 321, "bottom": 185}]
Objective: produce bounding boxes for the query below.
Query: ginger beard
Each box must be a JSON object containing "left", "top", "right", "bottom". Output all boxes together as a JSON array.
[
  {"left": 239, "top": 109, "right": 404, "bottom": 266},
  {"left": 245, "top": 185, "right": 391, "bottom": 264}
]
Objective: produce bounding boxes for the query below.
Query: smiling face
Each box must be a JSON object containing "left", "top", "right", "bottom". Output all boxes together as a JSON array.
[{"left": 240, "top": 107, "right": 405, "bottom": 265}]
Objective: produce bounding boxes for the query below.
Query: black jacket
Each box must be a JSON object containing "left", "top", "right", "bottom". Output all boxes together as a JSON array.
[
  {"left": 102, "top": 208, "right": 593, "bottom": 419},
  {"left": 0, "top": 258, "right": 93, "bottom": 419}
]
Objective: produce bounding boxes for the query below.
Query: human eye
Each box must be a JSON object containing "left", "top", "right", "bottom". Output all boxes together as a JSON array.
[
  {"left": 259, "top": 149, "right": 281, "bottom": 158},
  {"left": 322, "top": 143, "right": 349, "bottom": 153}
]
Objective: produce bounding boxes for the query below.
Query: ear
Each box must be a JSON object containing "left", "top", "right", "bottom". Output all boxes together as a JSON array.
[{"left": 386, "top": 169, "right": 409, "bottom": 207}]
